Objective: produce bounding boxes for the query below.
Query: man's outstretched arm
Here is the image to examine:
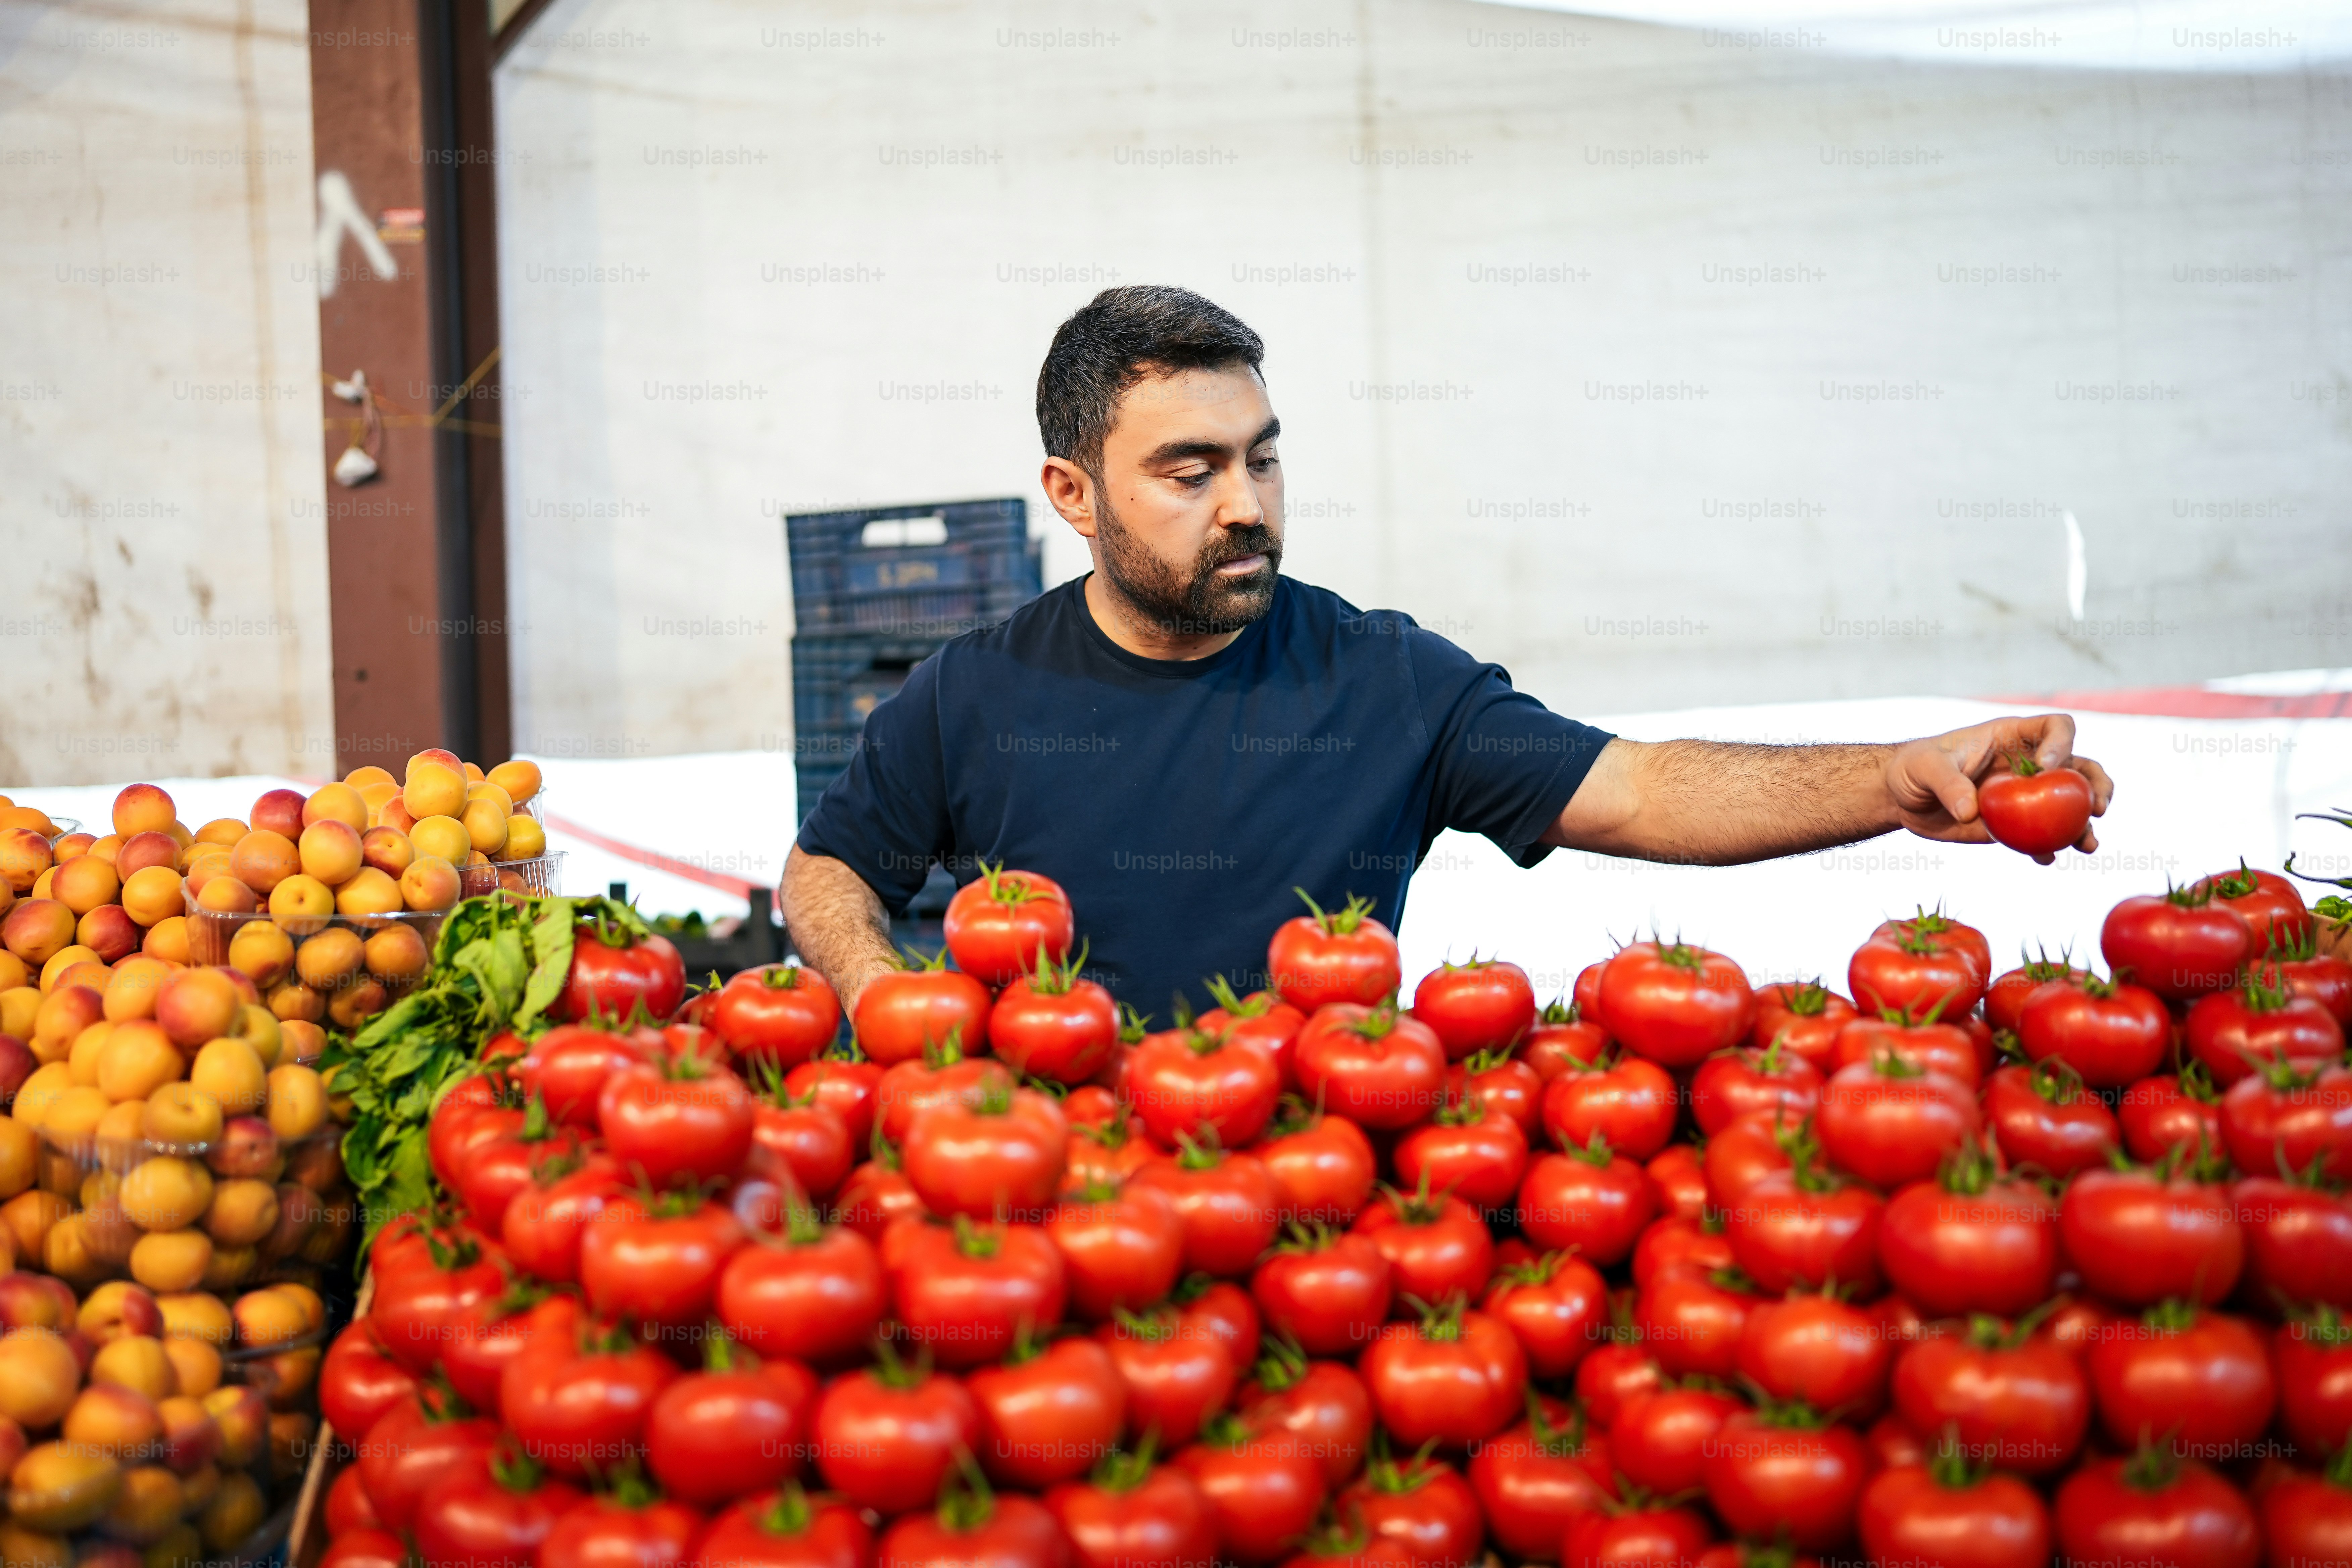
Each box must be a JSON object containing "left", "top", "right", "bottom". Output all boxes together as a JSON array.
[
  {"left": 779, "top": 843, "right": 902, "bottom": 1014},
  {"left": 1544, "top": 712, "right": 2114, "bottom": 867}
]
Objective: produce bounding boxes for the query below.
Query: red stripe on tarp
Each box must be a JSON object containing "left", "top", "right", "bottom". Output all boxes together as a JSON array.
[
  {"left": 1982, "top": 688, "right": 2352, "bottom": 720},
  {"left": 540, "top": 812, "right": 763, "bottom": 898}
]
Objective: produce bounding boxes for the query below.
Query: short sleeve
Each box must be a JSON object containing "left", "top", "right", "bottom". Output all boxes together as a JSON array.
[
  {"left": 1406, "top": 627, "right": 1614, "bottom": 867},
  {"left": 793, "top": 654, "right": 952, "bottom": 913}
]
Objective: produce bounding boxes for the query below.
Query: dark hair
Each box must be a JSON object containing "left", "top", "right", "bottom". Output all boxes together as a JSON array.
[{"left": 1036, "top": 285, "right": 1265, "bottom": 478}]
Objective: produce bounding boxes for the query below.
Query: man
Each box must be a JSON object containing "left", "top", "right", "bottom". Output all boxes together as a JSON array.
[{"left": 784, "top": 285, "right": 2113, "bottom": 1015}]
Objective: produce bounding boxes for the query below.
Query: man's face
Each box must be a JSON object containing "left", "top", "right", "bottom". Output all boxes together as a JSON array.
[{"left": 1082, "top": 364, "right": 1284, "bottom": 636}]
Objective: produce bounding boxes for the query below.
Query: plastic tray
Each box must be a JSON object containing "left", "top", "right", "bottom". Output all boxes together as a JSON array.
[{"left": 182, "top": 852, "right": 567, "bottom": 966}]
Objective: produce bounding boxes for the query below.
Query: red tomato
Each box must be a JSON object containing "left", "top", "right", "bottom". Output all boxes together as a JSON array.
[
  {"left": 645, "top": 1336, "right": 818, "bottom": 1508},
  {"left": 1523, "top": 999, "right": 1611, "bottom": 1082},
  {"left": 1251, "top": 1227, "right": 1391, "bottom": 1358},
  {"left": 1131, "top": 1143, "right": 1283, "bottom": 1278},
  {"left": 1128, "top": 1025, "right": 1282, "bottom": 1148},
  {"left": 1353, "top": 1185, "right": 1494, "bottom": 1307},
  {"left": 1359, "top": 1299, "right": 1526, "bottom": 1450},
  {"left": 1851, "top": 913, "right": 1989, "bottom": 1019},
  {"left": 1465, "top": 1396, "right": 1614, "bottom": 1563},
  {"left": 1816, "top": 1056, "right": 1979, "bottom": 1190},
  {"left": 901, "top": 1082, "right": 1068, "bottom": 1222},
  {"left": 2260, "top": 1465, "right": 2352, "bottom": 1568},
  {"left": 1337, "top": 1449, "right": 1485, "bottom": 1568},
  {"left": 321, "top": 1529, "right": 408, "bottom": 1568},
  {"left": 2060, "top": 1163, "right": 2243, "bottom": 1306},
  {"left": 1832, "top": 1014, "right": 1981, "bottom": 1087},
  {"left": 580, "top": 1191, "right": 745, "bottom": 1328},
  {"left": 413, "top": 1442, "right": 584, "bottom": 1568},
  {"left": 1447, "top": 1047, "right": 1542, "bottom": 1139},
  {"left": 746, "top": 1090, "right": 854, "bottom": 1201},
  {"left": 693, "top": 1488, "right": 872, "bottom": 1568},
  {"left": 1859, "top": 1459, "right": 2051, "bottom": 1568},
  {"left": 1257, "top": 1102, "right": 1378, "bottom": 1226},
  {"left": 2086, "top": 1304, "right": 2276, "bottom": 1451},
  {"left": 811, "top": 1349, "right": 981, "bottom": 1515},
  {"left": 1046, "top": 1456, "right": 1219, "bottom": 1568},
  {"left": 1172, "top": 1276, "right": 1261, "bottom": 1375},
  {"left": 499, "top": 1307, "right": 679, "bottom": 1479},
  {"left": 717, "top": 1211, "right": 887, "bottom": 1366},
  {"left": 1701, "top": 1409, "right": 1866, "bottom": 1552},
  {"left": 1879, "top": 1147, "right": 2057, "bottom": 1318},
  {"left": 1690, "top": 1038, "right": 1822, "bottom": 1137},
  {"left": 1518, "top": 1140, "right": 1656, "bottom": 1268},
  {"left": 1098, "top": 1303, "right": 1234, "bottom": 1446},
  {"left": 1481, "top": 1247, "right": 1606, "bottom": 1379},
  {"left": 2259, "top": 932, "right": 2352, "bottom": 1026},
  {"left": 1394, "top": 1084, "right": 1528, "bottom": 1212},
  {"left": 968, "top": 1336, "right": 1126, "bottom": 1488},
  {"left": 541, "top": 1490, "right": 702, "bottom": 1568},
  {"left": 875, "top": 1488, "right": 1066, "bottom": 1568},
  {"left": 430, "top": 1096, "right": 524, "bottom": 1205},
  {"left": 2205, "top": 862, "right": 2312, "bottom": 951},
  {"left": 887, "top": 1217, "right": 1066, "bottom": 1368},
  {"left": 1238, "top": 1346, "right": 1375, "bottom": 1488},
  {"left": 1293, "top": 1000, "right": 1447, "bottom": 1131},
  {"left": 357, "top": 1386, "right": 498, "bottom": 1533},
  {"left": 783, "top": 1049, "right": 884, "bottom": 1149},
  {"left": 370, "top": 1223, "right": 507, "bottom": 1375},
  {"left": 1751, "top": 980, "right": 1857, "bottom": 1070},
  {"left": 1268, "top": 890, "right": 1403, "bottom": 1011},
  {"left": 2013, "top": 970, "right": 2169, "bottom": 1088},
  {"left": 503, "top": 1150, "right": 626, "bottom": 1286},
  {"left": 2219, "top": 1056, "right": 2352, "bottom": 1178},
  {"left": 1576, "top": 1337, "right": 1665, "bottom": 1428},
  {"left": 714, "top": 965, "right": 841, "bottom": 1070},
  {"left": 942, "top": 864, "right": 1074, "bottom": 986},
  {"left": 2187, "top": 977, "right": 2346, "bottom": 1086},
  {"left": 1634, "top": 1267, "right": 1754, "bottom": 1380},
  {"left": 1982, "top": 1060, "right": 2118, "bottom": 1178},
  {"left": 1977, "top": 756, "right": 2094, "bottom": 857},
  {"left": 1704, "top": 1106, "right": 1804, "bottom": 1208},
  {"left": 597, "top": 1055, "right": 755, "bottom": 1190},
  {"left": 1724, "top": 1158, "right": 1885, "bottom": 1297},
  {"left": 1566, "top": 1506, "right": 1713, "bottom": 1568},
  {"left": 855, "top": 957, "right": 993, "bottom": 1066},
  {"left": 1892, "top": 1321, "right": 2088, "bottom": 1477},
  {"left": 2052, "top": 1453, "right": 2258, "bottom": 1568},
  {"left": 325, "top": 1464, "right": 383, "bottom": 1538},
  {"left": 1632, "top": 1215, "right": 1734, "bottom": 1290},
  {"left": 1048, "top": 1179, "right": 1186, "bottom": 1321},
  {"left": 1412, "top": 957, "right": 1536, "bottom": 1061},
  {"left": 1646, "top": 1144, "right": 1709, "bottom": 1222},
  {"left": 516, "top": 1029, "right": 648, "bottom": 1130},
  {"left": 2238, "top": 1177, "right": 2352, "bottom": 1309},
  {"left": 559, "top": 915, "right": 687, "bottom": 1025},
  {"left": 1614, "top": 1385, "right": 1745, "bottom": 1496},
  {"left": 875, "top": 1046, "right": 1014, "bottom": 1145},
  {"left": 1176, "top": 1415, "right": 1329, "bottom": 1566},
  {"left": 1598, "top": 940, "right": 1756, "bottom": 1068},
  {"left": 1984, "top": 952, "right": 2090, "bottom": 1035},
  {"left": 1066, "top": 1110, "right": 1162, "bottom": 1187},
  {"left": 319, "top": 1321, "right": 417, "bottom": 1441},
  {"left": 443, "top": 1281, "right": 557, "bottom": 1413},
  {"left": 991, "top": 950, "right": 1119, "bottom": 1087},
  {"left": 455, "top": 1100, "right": 587, "bottom": 1228},
  {"left": 2118, "top": 1070, "right": 2223, "bottom": 1163},
  {"left": 1737, "top": 1291, "right": 1890, "bottom": 1413},
  {"left": 1541, "top": 1049, "right": 1676, "bottom": 1161},
  {"left": 2103, "top": 884, "right": 2255, "bottom": 1001}
]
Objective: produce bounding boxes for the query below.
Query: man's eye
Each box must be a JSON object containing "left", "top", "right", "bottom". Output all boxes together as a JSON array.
[
  {"left": 1174, "top": 472, "right": 1211, "bottom": 487},
  {"left": 1250, "top": 455, "right": 1279, "bottom": 473}
]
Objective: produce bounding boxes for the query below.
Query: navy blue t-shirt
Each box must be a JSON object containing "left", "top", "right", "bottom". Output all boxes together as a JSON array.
[{"left": 795, "top": 576, "right": 1614, "bottom": 1016}]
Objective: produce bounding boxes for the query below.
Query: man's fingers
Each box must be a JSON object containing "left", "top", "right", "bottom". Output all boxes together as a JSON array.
[
  {"left": 2072, "top": 755, "right": 2115, "bottom": 815},
  {"left": 1928, "top": 747, "right": 1981, "bottom": 825},
  {"left": 2028, "top": 712, "right": 2078, "bottom": 771}
]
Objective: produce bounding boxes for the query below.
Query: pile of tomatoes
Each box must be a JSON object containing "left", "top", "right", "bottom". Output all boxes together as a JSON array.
[{"left": 311, "top": 863, "right": 2352, "bottom": 1568}]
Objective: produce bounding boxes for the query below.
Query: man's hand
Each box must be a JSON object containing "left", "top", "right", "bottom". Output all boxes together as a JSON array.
[{"left": 1887, "top": 713, "right": 2114, "bottom": 863}]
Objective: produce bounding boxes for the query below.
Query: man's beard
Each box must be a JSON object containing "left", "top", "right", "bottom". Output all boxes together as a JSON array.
[{"left": 1094, "top": 491, "right": 1282, "bottom": 638}]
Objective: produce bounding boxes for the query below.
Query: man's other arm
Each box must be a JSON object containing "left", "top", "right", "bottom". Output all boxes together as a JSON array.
[{"left": 779, "top": 844, "right": 902, "bottom": 1014}]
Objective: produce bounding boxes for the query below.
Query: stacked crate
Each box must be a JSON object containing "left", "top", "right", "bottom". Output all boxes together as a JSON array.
[{"left": 786, "top": 499, "right": 1044, "bottom": 943}]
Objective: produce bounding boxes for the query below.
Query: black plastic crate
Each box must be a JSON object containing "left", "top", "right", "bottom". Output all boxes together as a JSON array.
[
  {"left": 786, "top": 498, "right": 1043, "bottom": 636},
  {"left": 791, "top": 633, "right": 938, "bottom": 735}
]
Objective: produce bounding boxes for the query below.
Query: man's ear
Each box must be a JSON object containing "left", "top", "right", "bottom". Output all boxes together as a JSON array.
[{"left": 1040, "top": 456, "right": 1099, "bottom": 539}]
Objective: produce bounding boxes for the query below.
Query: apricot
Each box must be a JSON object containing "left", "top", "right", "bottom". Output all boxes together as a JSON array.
[
  {"left": 402, "top": 763, "right": 467, "bottom": 822},
  {"left": 199, "top": 1245, "right": 254, "bottom": 1292},
  {"left": 7, "top": 1441, "right": 121, "bottom": 1534},
  {"left": 178, "top": 851, "right": 231, "bottom": 894},
  {"left": 224, "top": 922, "right": 292, "bottom": 989},
  {"left": 0, "top": 952, "right": 23, "bottom": 992},
  {"left": 246, "top": 791, "right": 305, "bottom": 842},
  {"left": 32, "top": 983, "right": 103, "bottom": 1060},
  {"left": 117, "top": 868, "right": 183, "bottom": 931},
  {"left": 154, "top": 968, "right": 239, "bottom": 1049},
  {"left": 41, "top": 1086, "right": 110, "bottom": 1139},
  {"left": 197, "top": 1467, "right": 264, "bottom": 1552},
  {"left": 378, "top": 794, "right": 418, "bottom": 835},
  {"left": 129, "top": 1232, "right": 211, "bottom": 1295},
  {"left": 343, "top": 765, "right": 396, "bottom": 789},
  {"left": 399, "top": 856, "right": 459, "bottom": 912},
  {"left": 265, "top": 876, "right": 332, "bottom": 936},
  {"left": 189, "top": 1040, "right": 265, "bottom": 1114},
  {"left": 40, "top": 950, "right": 105, "bottom": 992},
  {"left": 101, "top": 957, "right": 168, "bottom": 1023},
  {"left": 10, "top": 1063, "right": 76, "bottom": 1125},
  {"left": 120, "top": 1158, "right": 213, "bottom": 1233},
  {"left": 89, "top": 1333, "right": 177, "bottom": 1401},
  {"left": 111, "top": 785, "right": 177, "bottom": 840},
  {"left": 98, "top": 1025, "right": 183, "bottom": 1103},
  {"left": 357, "top": 826, "right": 414, "bottom": 879},
  {"left": 192, "top": 877, "right": 256, "bottom": 915},
  {"left": 187, "top": 825, "right": 239, "bottom": 856},
  {"left": 204, "top": 1117, "right": 279, "bottom": 1180},
  {"left": 326, "top": 979, "right": 387, "bottom": 1029},
  {"left": 159, "top": 1293, "right": 234, "bottom": 1347},
  {"left": 355, "top": 780, "right": 401, "bottom": 820},
  {"left": 0, "top": 830, "right": 54, "bottom": 896},
  {"left": 407, "top": 747, "right": 465, "bottom": 779},
  {"left": 161, "top": 1336, "right": 219, "bottom": 1399},
  {"left": 3, "top": 900, "right": 76, "bottom": 966},
  {"left": 0, "top": 985, "right": 37, "bottom": 1042},
  {"left": 27, "top": 868, "right": 55, "bottom": 900},
  {"left": 226, "top": 1004, "right": 280, "bottom": 1068},
  {"left": 262, "top": 1065, "right": 326, "bottom": 1140},
  {"left": 277, "top": 1020, "right": 324, "bottom": 1066},
  {"left": 93, "top": 1101, "right": 148, "bottom": 1164},
  {"left": 225, "top": 832, "right": 297, "bottom": 897},
  {"left": 78, "top": 905, "right": 142, "bottom": 965},
  {"left": 255, "top": 1349, "right": 320, "bottom": 1413},
  {"left": 102, "top": 1465, "right": 183, "bottom": 1545},
  {"left": 65, "top": 1384, "right": 164, "bottom": 1461},
  {"left": 52, "top": 855, "right": 120, "bottom": 916},
  {"left": 201, "top": 1181, "right": 278, "bottom": 1250},
  {"left": 459, "top": 798, "right": 508, "bottom": 856},
  {"left": 84, "top": 835, "right": 121, "bottom": 866},
  {"left": 68, "top": 1019, "right": 115, "bottom": 1084},
  {"left": 141, "top": 1083, "right": 223, "bottom": 1150},
  {"left": 499, "top": 816, "right": 548, "bottom": 862},
  {"left": 333, "top": 866, "right": 403, "bottom": 918},
  {"left": 0, "top": 1119, "right": 31, "bottom": 1201},
  {"left": 113, "top": 833, "right": 180, "bottom": 880},
  {"left": 0, "top": 1328, "right": 80, "bottom": 1432},
  {"left": 407, "top": 815, "right": 470, "bottom": 866},
  {"left": 362, "top": 923, "right": 429, "bottom": 984},
  {"left": 291, "top": 928, "right": 361, "bottom": 990},
  {"left": 300, "top": 784, "right": 367, "bottom": 836},
  {"left": 229, "top": 1288, "right": 304, "bottom": 1351},
  {"left": 466, "top": 779, "right": 514, "bottom": 816},
  {"left": 140, "top": 918, "right": 190, "bottom": 966},
  {"left": 265, "top": 982, "right": 324, "bottom": 1025},
  {"left": 296, "top": 820, "right": 362, "bottom": 887}
]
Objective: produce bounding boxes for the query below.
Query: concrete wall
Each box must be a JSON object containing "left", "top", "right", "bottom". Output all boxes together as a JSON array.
[{"left": 0, "top": 0, "right": 334, "bottom": 787}]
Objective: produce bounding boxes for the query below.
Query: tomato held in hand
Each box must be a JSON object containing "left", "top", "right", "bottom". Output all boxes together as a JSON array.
[
  {"left": 694, "top": 1486, "right": 873, "bottom": 1568},
  {"left": 714, "top": 965, "right": 840, "bottom": 1071},
  {"left": 1978, "top": 755, "right": 2094, "bottom": 858},
  {"left": 2052, "top": 1451, "right": 2259, "bottom": 1568},
  {"left": 1481, "top": 1247, "right": 1607, "bottom": 1379},
  {"left": 1518, "top": 1137, "right": 1655, "bottom": 1269},
  {"left": 1892, "top": 1316, "right": 2089, "bottom": 1478},
  {"left": 1268, "top": 890, "right": 1402, "bottom": 1011},
  {"left": 2102, "top": 883, "right": 2254, "bottom": 1001},
  {"left": 991, "top": 947, "right": 1119, "bottom": 1087},
  {"left": 1859, "top": 1456, "right": 2051, "bottom": 1568},
  {"left": 1046, "top": 1451, "right": 1219, "bottom": 1568},
  {"left": 856, "top": 952, "right": 993, "bottom": 1066},
  {"left": 1359, "top": 1297, "right": 1526, "bottom": 1451},
  {"left": 942, "top": 864, "right": 1074, "bottom": 986},
  {"left": 1598, "top": 939, "right": 1756, "bottom": 1068},
  {"left": 1412, "top": 956, "right": 1536, "bottom": 1061},
  {"left": 1293, "top": 999, "right": 1447, "bottom": 1131},
  {"left": 1982, "top": 1060, "right": 2118, "bottom": 1179},
  {"left": 1127, "top": 1023, "right": 1283, "bottom": 1149},
  {"left": 1251, "top": 1226, "right": 1392, "bottom": 1358},
  {"left": 812, "top": 1345, "right": 981, "bottom": 1516}
]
